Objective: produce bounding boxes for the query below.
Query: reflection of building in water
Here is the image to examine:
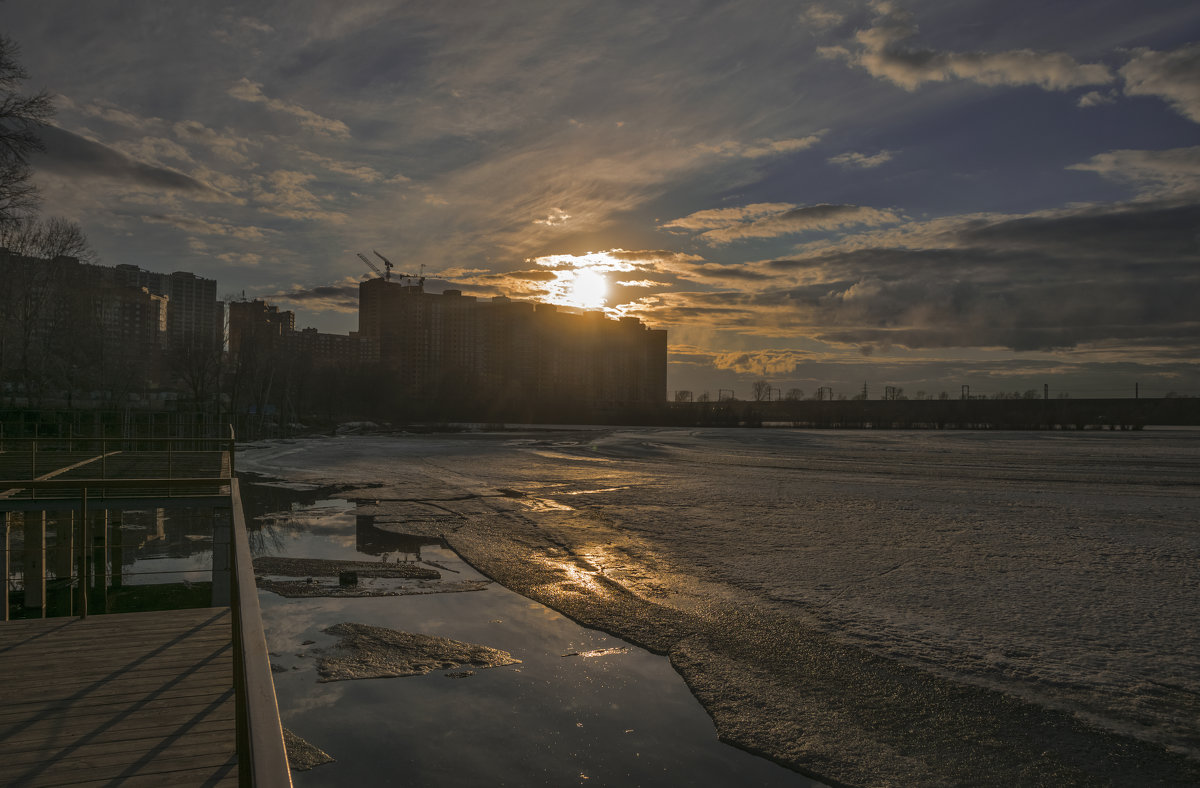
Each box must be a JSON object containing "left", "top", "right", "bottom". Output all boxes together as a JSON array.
[
  {"left": 117, "top": 507, "right": 216, "bottom": 568},
  {"left": 355, "top": 514, "right": 442, "bottom": 561}
]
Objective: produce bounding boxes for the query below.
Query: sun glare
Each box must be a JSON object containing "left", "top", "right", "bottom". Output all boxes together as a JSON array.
[
  {"left": 535, "top": 250, "right": 638, "bottom": 311},
  {"left": 568, "top": 269, "right": 608, "bottom": 309}
]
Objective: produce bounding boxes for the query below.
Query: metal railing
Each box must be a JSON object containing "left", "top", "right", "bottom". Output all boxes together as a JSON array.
[
  {"left": 230, "top": 475, "right": 292, "bottom": 787},
  {"left": 0, "top": 426, "right": 292, "bottom": 787}
]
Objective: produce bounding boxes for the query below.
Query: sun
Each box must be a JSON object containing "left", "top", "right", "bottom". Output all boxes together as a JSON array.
[{"left": 567, "top": 269, "right": 608, "bottom": 309}]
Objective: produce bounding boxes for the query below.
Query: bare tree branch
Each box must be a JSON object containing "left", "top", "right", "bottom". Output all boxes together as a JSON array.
[{"left": 0, "top": 35, "right": 54, "bottom": 223}]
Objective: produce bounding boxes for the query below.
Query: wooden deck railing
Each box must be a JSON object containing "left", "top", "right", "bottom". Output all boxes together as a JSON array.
[{"left": 0, "top": 427, "right": 292, "bottom": 787}]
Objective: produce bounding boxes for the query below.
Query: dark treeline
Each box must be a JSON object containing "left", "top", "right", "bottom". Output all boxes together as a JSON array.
[{"left": 222, "top": 350, "right": 668, "bottom": 437}]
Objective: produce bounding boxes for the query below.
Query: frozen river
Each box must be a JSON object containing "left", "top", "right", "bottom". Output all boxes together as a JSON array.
[{"left": 239, "top": 427, "right": 1200, "bottom": 786}]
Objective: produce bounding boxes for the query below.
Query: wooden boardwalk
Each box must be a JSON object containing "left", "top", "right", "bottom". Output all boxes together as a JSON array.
[{"left": 0, "top": 608, "right": 237, "bottom": 787}]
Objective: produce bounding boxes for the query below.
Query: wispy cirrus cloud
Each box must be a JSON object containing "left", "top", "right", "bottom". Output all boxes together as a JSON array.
[
  {"left": 829, "top": 150, "right": 894, "bottom": 168},
  {"left": 139, "top": 213, "right": 279, "bottom": 241},
  {"left": 664, "top": 202, "right": 900, "bottom": 244},
  {"left": 698, "top": 132, "right": 826, "bottom": 159},
  {"left": 228, "top": 78, "right": 351, "bottom": 138}
]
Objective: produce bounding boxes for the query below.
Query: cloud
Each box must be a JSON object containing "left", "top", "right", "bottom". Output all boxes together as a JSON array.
[
  {"left": 228, "top": 78, "right": 351, "bottom": 138},
  {"left": 1068, "top": 146, "right": 1200, "bottom": 197},
  {"left": 664, "top": 202, "right": 900, "bottom": 243},
  {"left": 829, "top": 150, "right": 894, "bottom": 168},
  {"left": 533, "top": 207, "right": 571, "bottom": 226},
  {"left": 821, "top": 3, "right": 1113, "bottom": 92},
  {"left": 250, "top": 169, "right": 348, "bottom": 223},
  {"left": 33, "top": 125, "right": 219, "bottom": 193},
  {"left": 296, "top": 149, "right": 387, "bottom": 183},
  {"left": 616, "top": 279, "right": 667, "bottom": 288},
  {"left": 139, "top": 213, "right": 280, "bottom": 241},
  {"left": 173, "top": 121, "right": 256, "bottom": 166},
  {"left": 710, "top": 349, "right": 816, "bottom": 377},
  {"left": 698, "top": 133, "right": 826, "bottom": 159},
  {"left": 1076, "top": 90, "right": 1116, "bottom": 108},
  {"left": 758, "top": 200, "right": 1200, "bottom": 351},
  {"left": 264, "top": 280, "right": 360, "bottom": 313},
  {"left": 616, "top": 195, "right": 1200, "bottom": 364},
  {"left": 797, "top": 6, "right": 844, "bottom": 31},
  {"left": 1119, "top": 43, "right": 1200, "bottom": 124},
  {"left": 69, "top": 99, "right": 161, "bottom": 133}
]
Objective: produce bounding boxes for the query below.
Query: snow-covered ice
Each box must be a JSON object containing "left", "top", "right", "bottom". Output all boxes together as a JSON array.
[{"left": 239, "top": 427, "right": 1200, "bottom": 785}]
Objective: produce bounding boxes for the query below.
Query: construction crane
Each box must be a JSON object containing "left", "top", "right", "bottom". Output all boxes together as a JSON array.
[
  {"left": 356, "top": 252, "right": 388, "bottom": 280},
  {"left": 356, "top": 250, "right": 425, "bottom": 286},
  {"left": 373, "top": 250, "right": 426, "bottom": 286},
  {"left": 371, "top": 250, "right": 396, "bottom": 281}
]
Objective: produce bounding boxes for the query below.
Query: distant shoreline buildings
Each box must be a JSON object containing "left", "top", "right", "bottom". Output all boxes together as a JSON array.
[
  {"left": 0, "top": 248, "right": 223, "bottom": 402},
  {"left": 1, "top": 246, "right": 667, "bottom": 418},
  {"left": 230, "top": 276, "right": 668, "bottom": 416}
]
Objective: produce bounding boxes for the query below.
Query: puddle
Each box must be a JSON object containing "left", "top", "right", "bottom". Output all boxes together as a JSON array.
[{"left": 247, "top": 483, "right": 817, "bottom": 787}]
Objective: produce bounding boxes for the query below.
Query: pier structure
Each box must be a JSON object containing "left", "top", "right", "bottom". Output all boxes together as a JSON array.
[{"left": 0, "top": 431, "right": 291, "bottom": 787}]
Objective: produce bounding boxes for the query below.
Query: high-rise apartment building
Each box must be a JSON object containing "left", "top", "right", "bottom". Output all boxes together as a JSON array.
[
  {"left": 228, "top": 299, "right": 295, "bottom": 361},
  {"left": 113, "top": 265, "right": 222, "bottom": 350},
  {"left": 354, "top": 278, "right": 666, "bottom": 410}
]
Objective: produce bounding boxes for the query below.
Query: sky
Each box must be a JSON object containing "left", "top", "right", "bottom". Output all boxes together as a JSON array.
[{"left": 6, "top": 0, "right": 1200, "bottom": 400}]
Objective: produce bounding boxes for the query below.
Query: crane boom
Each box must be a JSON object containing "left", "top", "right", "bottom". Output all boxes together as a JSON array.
[
  {"left": 372, "top": 250, "right": 396, "bottom": 281},
  {"left": 356, "top": 252, "right": 384, "bottom": 278}
]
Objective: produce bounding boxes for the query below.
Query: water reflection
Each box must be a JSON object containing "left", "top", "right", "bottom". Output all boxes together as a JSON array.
[{"left": 243, "top": 480, "right": 817, "bottom": 787}]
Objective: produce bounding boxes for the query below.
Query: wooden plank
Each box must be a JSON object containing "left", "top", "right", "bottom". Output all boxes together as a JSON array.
[
  {"left": 3, "top": 732, "right": 236, "bottom": 770},
  {"left": 3, "top": 715, "right": 235, "bottom": 752},
  {"left": 4, "top": 635, "right": 232, "bottom": 667},
  {"left": 4, "top": 685, "right": 237, "bottom": 720},
  {"left": 3, "top": 669, "right": 231, "bottom": 706},
  {"left": 4, "top": 725, "right": 235, "bottom": 761},
  {"left": 0, "top": 608, "right": 239, "bottom": 787},
  {"left": 40, "top": 764, "right": 238, "bottom": 788},
  {"left": 3, "top": 754, "right": 239, "bottom": 788}
]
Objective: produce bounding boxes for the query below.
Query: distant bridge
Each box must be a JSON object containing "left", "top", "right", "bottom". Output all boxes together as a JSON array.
[{"left": 664, "top": 397, "right": 1200, "bottom": 429}]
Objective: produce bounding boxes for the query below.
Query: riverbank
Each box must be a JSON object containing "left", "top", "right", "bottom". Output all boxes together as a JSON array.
[{"left": 239, "top": 429, "right": 1200, "bottom": 786}]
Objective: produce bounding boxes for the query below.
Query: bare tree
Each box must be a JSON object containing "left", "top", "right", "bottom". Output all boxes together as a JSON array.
[
  {"left": 0, "top": 216, "right": 94, "bottom": 260},
  {"left": 674, "top": 389, "right": 693, "bottom": 403},
  {"left": 785, "top": 388, "right": 804, "bottom": 401},
  {"left": 752, "top": 380, "right": 771, "bottom": 401},
  {"left": 169, "top": 336, "right": 224, "bottom": 411},
  {"left": 0, "top": 36, "right": 54, "bottom": 224}
]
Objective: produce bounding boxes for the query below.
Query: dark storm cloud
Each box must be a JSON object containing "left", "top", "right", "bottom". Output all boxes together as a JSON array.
[
  {"left": 648, "top": 197, "right": 1200, "bottom": 353},
  {"left": 955, "top": 201, "right": 1200, "bottom": 262},
  {"left": 34, "top": 125, "right": 215, "bottom": 192},
  {"left": 268, "top": 283, "right": 359, "bottom": 311}
]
